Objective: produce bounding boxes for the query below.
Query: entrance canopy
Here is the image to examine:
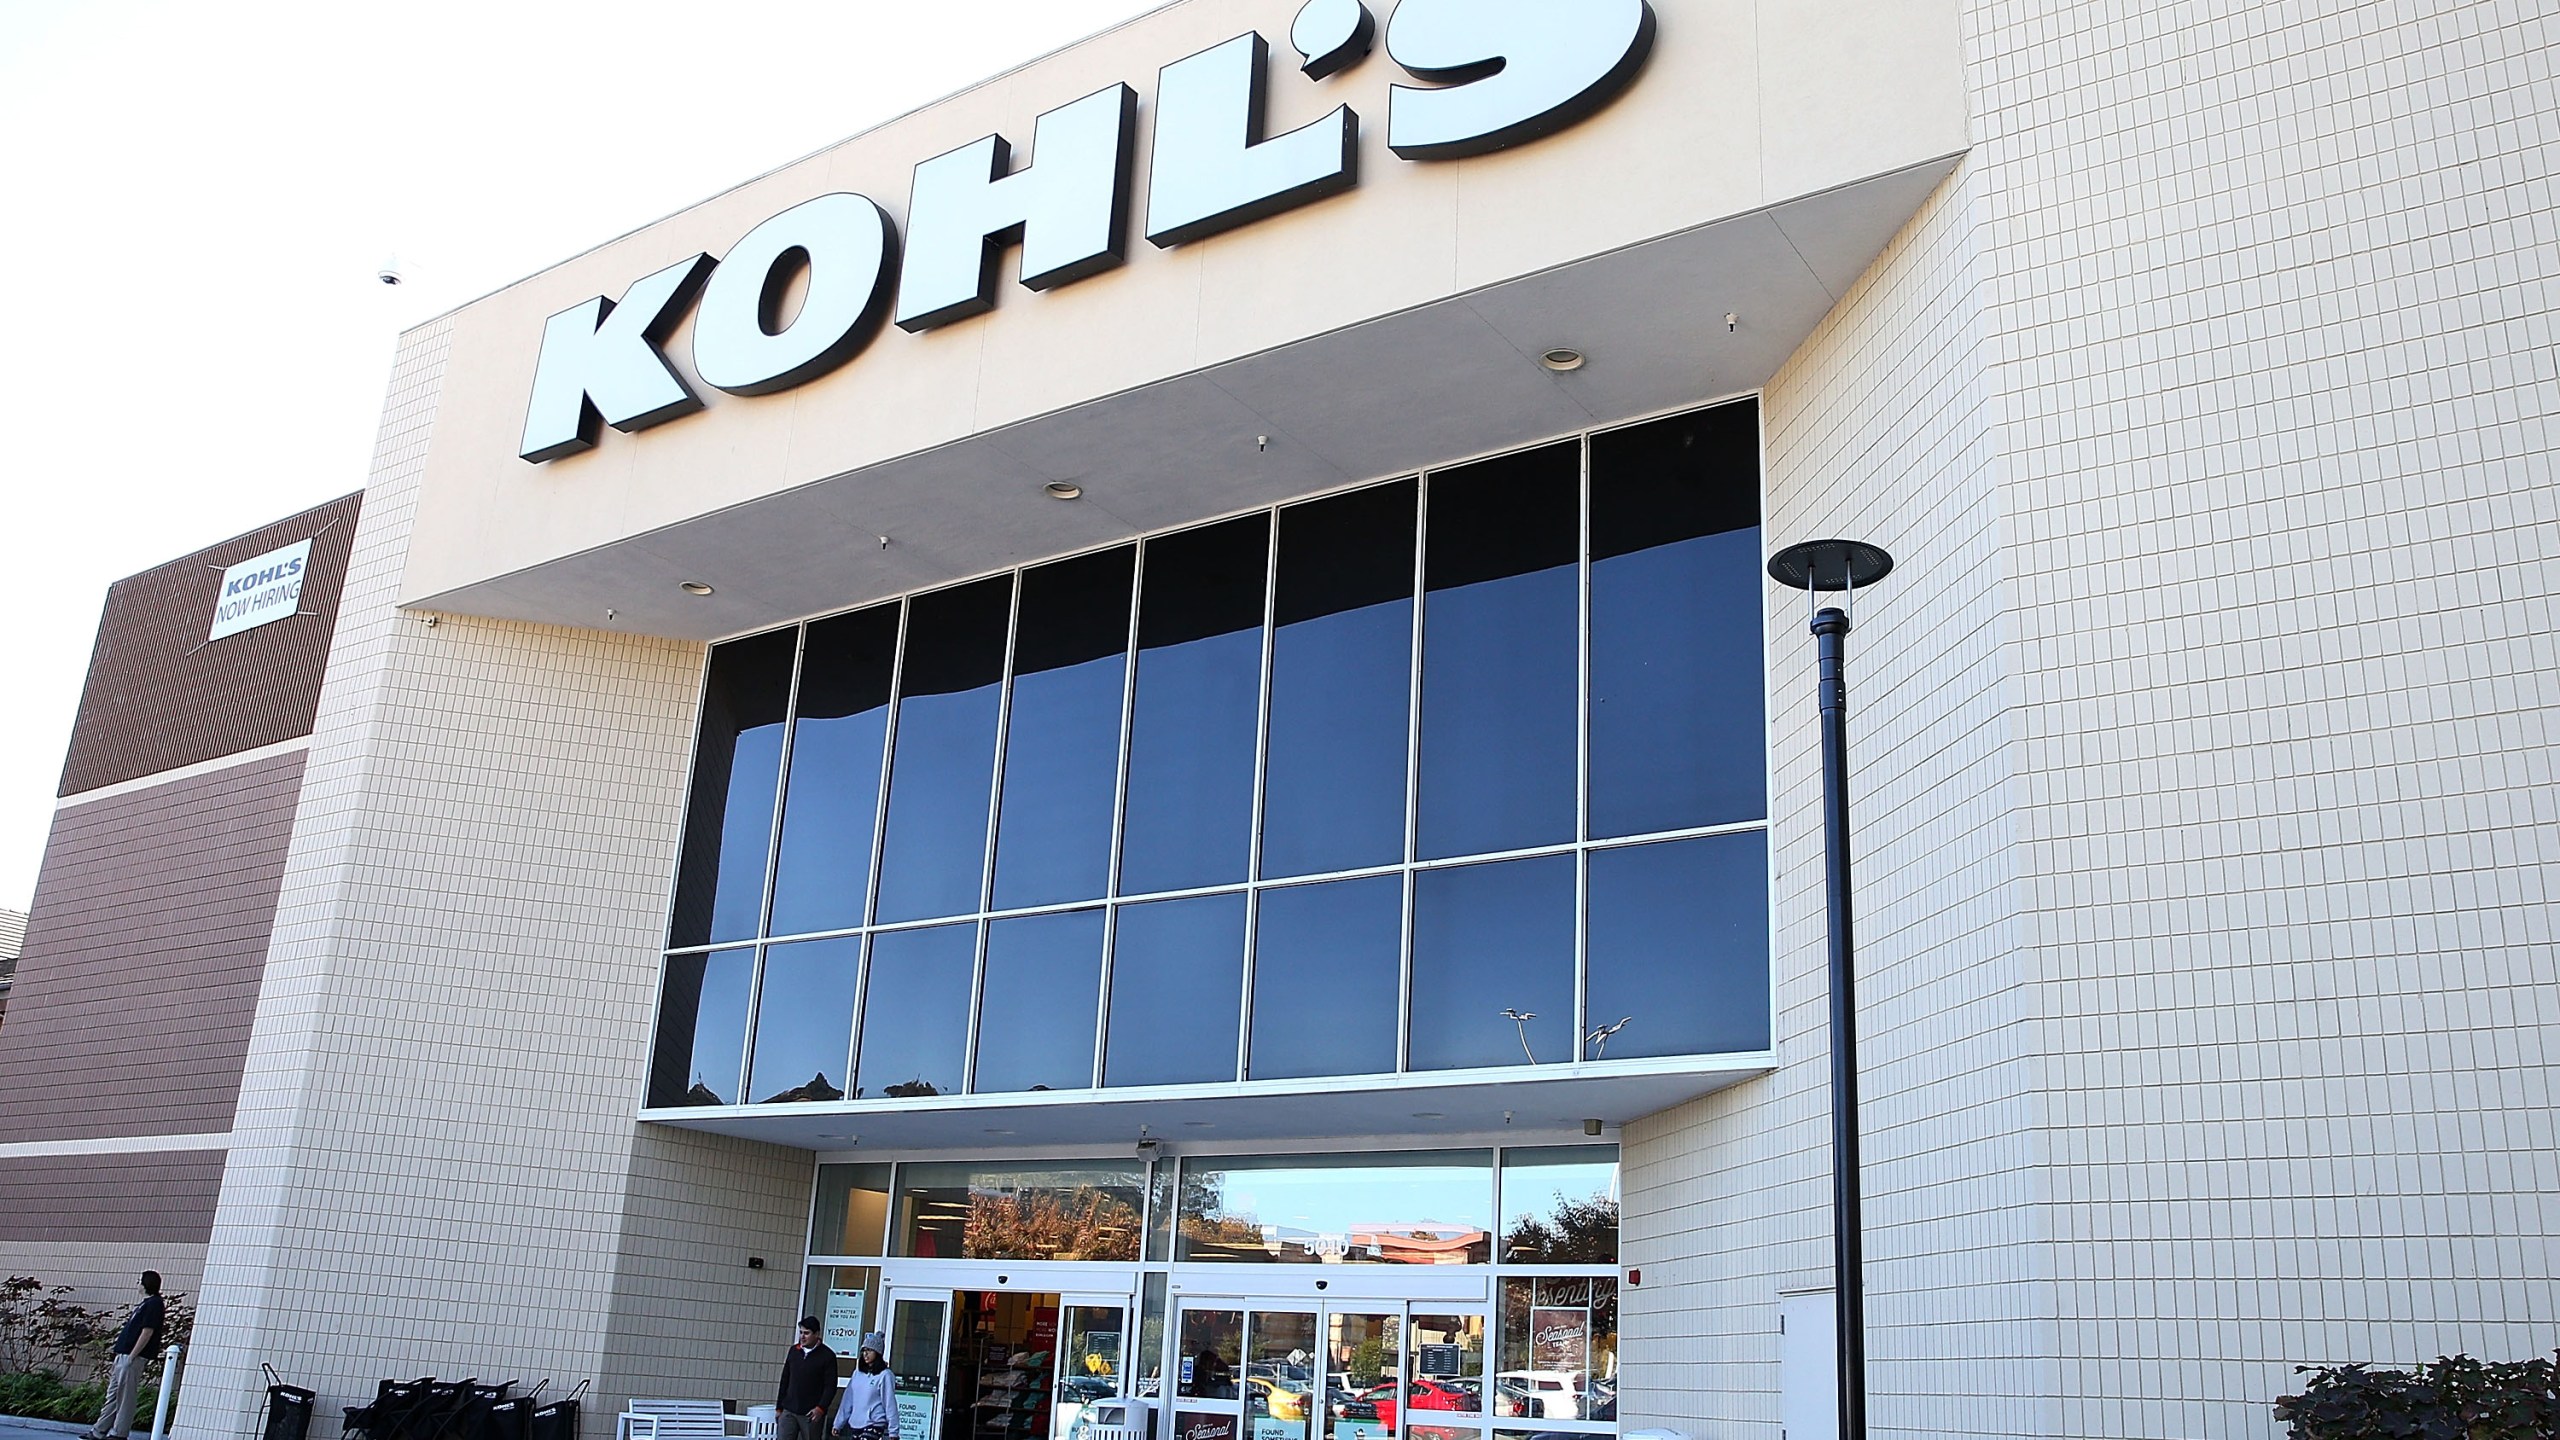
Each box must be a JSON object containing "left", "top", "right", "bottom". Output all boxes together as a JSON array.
[{"left": 648, "top": 1054, "right": 1760, "bottom": 1151}]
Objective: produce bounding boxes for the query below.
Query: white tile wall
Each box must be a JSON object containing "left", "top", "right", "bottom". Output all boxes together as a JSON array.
[
  {"left": 1624, "top": 0, "right": 2559, "bottom": 1436},
  {"left": 179, "top": 319, "right": 809, "bottom": 1439}
]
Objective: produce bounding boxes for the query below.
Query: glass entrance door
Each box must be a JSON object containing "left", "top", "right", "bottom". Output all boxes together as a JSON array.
[
  {"left": 1053, "top": 1296, "right": 1131, "bottom": 1440},
  {"left": 888, "top": 1290, "right": 955, "bottom": 1440},
  {"left": 1241, "top": 1308, "right": 1318, "bottom": 1440},
  {"left": 1171, "top": 1303, "right": 1245, "bottom": 1440}
]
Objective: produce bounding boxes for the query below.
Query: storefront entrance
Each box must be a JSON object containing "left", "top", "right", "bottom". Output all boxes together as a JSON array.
[{"left": 886, "top": 1287, "right": 1131, "bottom": 1440}]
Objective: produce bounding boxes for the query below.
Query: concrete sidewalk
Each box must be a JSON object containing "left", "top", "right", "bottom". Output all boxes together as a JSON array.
[{"left": 0, "top": 1417, "right": 101, "bottom": 1440}]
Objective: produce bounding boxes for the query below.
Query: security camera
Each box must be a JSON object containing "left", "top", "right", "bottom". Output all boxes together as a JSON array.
[
  {"left": 1136, "top": 1137, "right": 1162, "bottom": 1158},
  {"left": 377, "top": 257, "right": 404, "bottom": 287}
]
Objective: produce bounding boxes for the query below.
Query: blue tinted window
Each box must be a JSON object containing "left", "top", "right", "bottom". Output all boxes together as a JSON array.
[
  {"left": 1249, "top": 875, "right": 1402, "bottom": 1079},
  {"left": 670, "top": 629, "right": 797, "bottom": 947},
  {"left": 1586, "top": 834, "right": 1769, "bottom": 1057},
  {"left": 1106, "top": 892, "right": 1246, "bottom": 1086},
  {"left": 770, "top": 607, "right": 898, "bottom": 936},
  {"left": 1418, "top": 444, "right": 1580, "bottom": 860},
  {"left": 1589, "top": 403, "right": 1765, "bottom": 836},
  {"left": 1262, "top": 481, "right": 1416, "bottom": 878},
  {"left": 1410, "top": 854, "right": 1575, "bottom": 1069},
  {"left": 855, "top": 923, "right": 977, "bottom": 1099},
  {"left": 1121, "top": 518, "right": 1269, "bottom": 895},
  {"left": 648, "top": 946, "right": 755, "bottom": 1106},
  {"left": 876, "top": 579, "right": 1011, "bottom": 923},
  {"left": 993, "top": 548, "right": 1134, "bottom": 910},
  {"left": 748, "top": 936, "right": 861, "bottom": 1102},
  {"left": 976, "top": 909, "right": 1105, "bottom": 1092}
]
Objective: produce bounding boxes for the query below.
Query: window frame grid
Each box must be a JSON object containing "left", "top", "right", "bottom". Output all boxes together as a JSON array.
[{"left": 656, "top": 399, "right": 1770, "bottom": 1110}]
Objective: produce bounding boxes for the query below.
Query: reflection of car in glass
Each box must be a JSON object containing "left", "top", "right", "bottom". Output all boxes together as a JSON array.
[
  {"left": 1062, "top": 1377, "right": 1116, "bottom": 1404},
  {"left": 1355, "top": 1379, "right": 1471, "bottom": 1428},
  {"left": 1244, "top": 1378, "right": 1312, "bottom": 1421},
  {"left": 1325, "top": 1388, "right": 1378, "bottom": 1422},
  {"left": 1491, "top": 1372, "right": 1587, "bottom": 1420},
  {"left": 1585, "top": 1378, "right": 1616, "bottom": 1421}
]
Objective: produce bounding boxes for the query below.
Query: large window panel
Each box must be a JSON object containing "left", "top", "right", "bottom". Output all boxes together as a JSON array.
[
  {"left": 1262, "top": 479, "right": 1417, "bottom": 878},
  {"left": 748, "top": 936, "right": 861, "bottom": 1103},
  {"left": 1588, "top": 402, "right": 1765, "bottom": 837},
  {"left": 669, "top": 628, "right": 797, "bottom": 947},
  {"left": 893, "top": 1160, "right": 1145, "bottom": 1260},
  {"left": 647, "top": 946, "right": 755, "bottom": 1106},
  {"left": 875, "top": 578, "right": 1012, "bottom": 923},
  {"left": 812, "top": 1162, "right": 895, "bottom": 1256},
  {"left": 1585, "top": 833, "right": 1770, "bottom": 1057},
  {"left": 1417, "top": 445, "right": 1581, "bottom": 860},
  {"left": 1105, "top": 892, "right": 1246, "bottom": 1087},
  {"left": 1249, "top": 875, "right": 1402, "bottom": 1080},
  {"left": 1176, "top": 1151, "right": 1492, "bottom": 1264},
  {"left": 1497, "top": 1145, "right": 1619, "bottom": 1264},
  {"left": 853, "top": 922, "right": 977, "bottom": 1098},
  {"left": 769, "top": 606, "right": 899, "bottom": 937},
  {"left": 1410, "top": 855, "right": 1575, "bottom": 1070},
  {"left": 975, "top": 908, "right": 1105, "bottom": 1093},
  {"left": 1120, "top": 516, "right": 1269, "bottom": 896},
  {"left": 994, "top": 548, "right": 1135, "bottom": 910}
]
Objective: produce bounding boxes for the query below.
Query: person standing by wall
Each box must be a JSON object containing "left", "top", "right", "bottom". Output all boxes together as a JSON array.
[
  {"left": 832, "top": 1333, "right": 892, "bottom": 1440},
  {"left": 81, "top": 1271, "right": 165, "bottom": 1440},
  {"left": 778, "top": 1317, "right": 840, "bottom": 1440}
]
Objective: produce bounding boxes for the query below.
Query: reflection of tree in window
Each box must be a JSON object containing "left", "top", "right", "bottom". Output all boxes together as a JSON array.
[
  {"left": 1500, "top": 1192, "right": 1619, "bottom": 1264},
  {"left": 962, "top": 1187, "right": 1140, "bottom": 1261}
]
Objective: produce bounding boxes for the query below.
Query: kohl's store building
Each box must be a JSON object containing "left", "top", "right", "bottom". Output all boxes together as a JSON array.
[{"left": 3, "top": 1, "right": 2553, "bottom": 1438}]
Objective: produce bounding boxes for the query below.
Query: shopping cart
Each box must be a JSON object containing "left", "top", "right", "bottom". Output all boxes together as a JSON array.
[
  {"left": 529, "top": 1379, "right": 590, "bottom": 1440},
  {"left": 259, "top": 1365, "right": 318, "bottom": 1440},
  {"left": 346, "top": 1376, "right": 437, "bottom": 1440}
]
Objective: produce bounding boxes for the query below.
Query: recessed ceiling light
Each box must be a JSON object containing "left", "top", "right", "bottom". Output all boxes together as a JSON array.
[
  {"left": 1539, "top": 348, "right": 1586, "bottom": 373},
  {"left": 1045, "top": 481, "right": 1084, "bottom": 500},
  {"left": 1411, "top": 1111, "right": 1446, "bottom": 1120},
  {"left": 679, "top": 581, "right": 715, "bottom": 596},
  {"left": 1183, "top": 1120, "right": 1216, "bottom": 1128},
  {"left": 815, "top": 1132, "right": 857, "bottom": 1142},
  {"left": 984, "top": 1127, "right": 1015, "bottom": 1136}
]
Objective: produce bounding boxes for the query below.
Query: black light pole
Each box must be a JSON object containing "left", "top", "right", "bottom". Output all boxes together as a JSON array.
[{"left": 1767, "top": 538, "right": 1894, "bottom": 1440}]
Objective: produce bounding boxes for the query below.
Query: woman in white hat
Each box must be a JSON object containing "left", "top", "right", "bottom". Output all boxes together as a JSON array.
[{"left": 833, "top": 1331, "right": 895, "bottom": 1440}]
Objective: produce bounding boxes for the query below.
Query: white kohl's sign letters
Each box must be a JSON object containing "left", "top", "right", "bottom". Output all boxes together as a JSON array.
[
  {"left": 519, "top": 0, "right": 1657, "bottom": 463},
  {"left": 209, "top": 539, "right": 313, "bottom": 642}
]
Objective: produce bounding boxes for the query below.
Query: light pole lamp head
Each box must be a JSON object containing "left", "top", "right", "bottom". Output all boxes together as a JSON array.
[
  {"left": 1769, "top": 539, "right": 1894, "bottom": 631},
  {"left": 1767, "top": 539, "right": 1894, "bottom": 592}
]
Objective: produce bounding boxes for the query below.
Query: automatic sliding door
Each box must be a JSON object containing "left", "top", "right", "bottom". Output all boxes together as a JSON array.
[
  {"left": 1242, "top": 1308, "right": 1317, "bottom": 1440},
  {"left": 1324, "top": 1312, "right": 1399, "bottom": 1440},
  {"left": 1402, "top": 1313, "right": 1485, "bottom": 1440},
  {"left": 1054, "top": 1297, "right": 1130, "bottom": 1440},
  {"left": 889, "top": 1290, "right": 954, "bottom": 1440},
  {"left": 1173, "top": 1304, "right": 1245, "bottom": 1440}
]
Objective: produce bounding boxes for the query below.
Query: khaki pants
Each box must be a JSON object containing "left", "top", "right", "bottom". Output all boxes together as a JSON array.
[{"left": 89, "top": 1353, "right": 148, "bottom": 1440}]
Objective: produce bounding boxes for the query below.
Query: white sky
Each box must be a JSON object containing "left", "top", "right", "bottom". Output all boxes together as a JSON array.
[{"left": 0, "top": 0, "right": 1164, "bottom": 912}]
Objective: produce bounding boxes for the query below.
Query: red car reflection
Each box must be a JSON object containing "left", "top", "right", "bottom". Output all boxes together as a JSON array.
[{"left": 1355, "top": 1380, "right": 1472, "bottom": 1428}]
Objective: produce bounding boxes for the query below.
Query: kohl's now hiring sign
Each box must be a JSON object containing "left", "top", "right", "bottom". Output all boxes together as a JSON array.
[{"left": 208, "top": 540, "right": 313, "bottom": 642}]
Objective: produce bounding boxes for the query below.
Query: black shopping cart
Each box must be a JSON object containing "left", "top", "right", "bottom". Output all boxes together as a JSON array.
[
  {"left": 483, "top": 1381, "right": 547, "bottom": 1440},
  {"left": 346, "top": 1376, "right": 436, "bottom": 1440},
  {"left": 260, "top": 1365, "right": 318, "bottom": 1440},
  {"left": 528, "top": 1380, "right": 588, "bottom": 1440}
]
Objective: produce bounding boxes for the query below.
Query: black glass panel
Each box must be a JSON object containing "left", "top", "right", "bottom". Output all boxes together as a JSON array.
[
  {"left": 669, "top": 628, "right": 797, "bottom": 947},
  {"left": 875, "top": 578, "right": 1012, "bottom": 923},
  {"left": 1409, "top": 853, "right": 1575, "bottom": 1069},
  {"left": 770, "top": 606, "right": 899, "bottom": 937},
  {"left": 1121, "top": 516, "right": 1269, "bottom": 895},
  {"left": 1249, "top": 875, "right": 1402, "bottom": 1079},
  {"left": 1589, "top": 402, "right": 1765, "bottom": 837},
  {"left": 1105, "top": 892, "right": 1246, "bottom": 1086},
  {"left": 975, "top": 908, "right": 1105, "bottom": 1093},
  {"left": 647, "top": 946, "right": 755, "bottom": 1106},
  {"left": 854, "top": 922, "right": 977, "bottom": 1098},
  {"left": 993, "top": 548, "right": 1135, "bottom": 909},
  {"left": 748, "top": 936, "right": 861, "bottom": 1103},
  {"left": 1418, "top": 443, "right": 1580, "bottom": 859},
  {"left": 1262, "top": 480, "right": 1417, "bottom": 878},
  {"left": 1586, "top": 833, "right": 1769, "bottom": 1057}
]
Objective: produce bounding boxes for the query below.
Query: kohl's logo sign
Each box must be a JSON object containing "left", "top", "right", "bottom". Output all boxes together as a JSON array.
[
  {"left": 520, "top": 0, "right": 1657, "bottom": 463},
  {"left": 209, "top": 539, "right": 313, "bottom": 642}
]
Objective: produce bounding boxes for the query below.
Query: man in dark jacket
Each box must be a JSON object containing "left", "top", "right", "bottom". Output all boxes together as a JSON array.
[
  {"left": 81, "top": 1271, "right": 166, "bottom": 1440},
  {"left": 777, "top": 1317, "right": 839, "bottom": 1440}
]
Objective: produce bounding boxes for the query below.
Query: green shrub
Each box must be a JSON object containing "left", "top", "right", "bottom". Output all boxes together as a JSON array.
[{"left": 2274, "top": 1353, "right": 2560, "bottom": 1438}]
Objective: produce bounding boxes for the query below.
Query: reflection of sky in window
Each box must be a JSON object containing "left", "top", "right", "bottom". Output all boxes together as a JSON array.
[{"left": 1189, "top": 1154, "right": 1491, "bottom": 1236}]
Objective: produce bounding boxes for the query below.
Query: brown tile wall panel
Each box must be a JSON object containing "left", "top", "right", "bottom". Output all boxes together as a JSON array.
[
  {"left": 0, "top": 751, "right": 305, "bottom": 1144},
  {"left": 58, "top": 491, "right": 362, "bottom": 796},
  {"left": 0, "top": 1151, "right": 225, "bottom": 1245}
]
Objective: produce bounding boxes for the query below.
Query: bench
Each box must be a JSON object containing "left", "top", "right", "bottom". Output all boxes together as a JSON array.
[{"left": 618, "top": 1399, "right": 730, "bottom": 1440}]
